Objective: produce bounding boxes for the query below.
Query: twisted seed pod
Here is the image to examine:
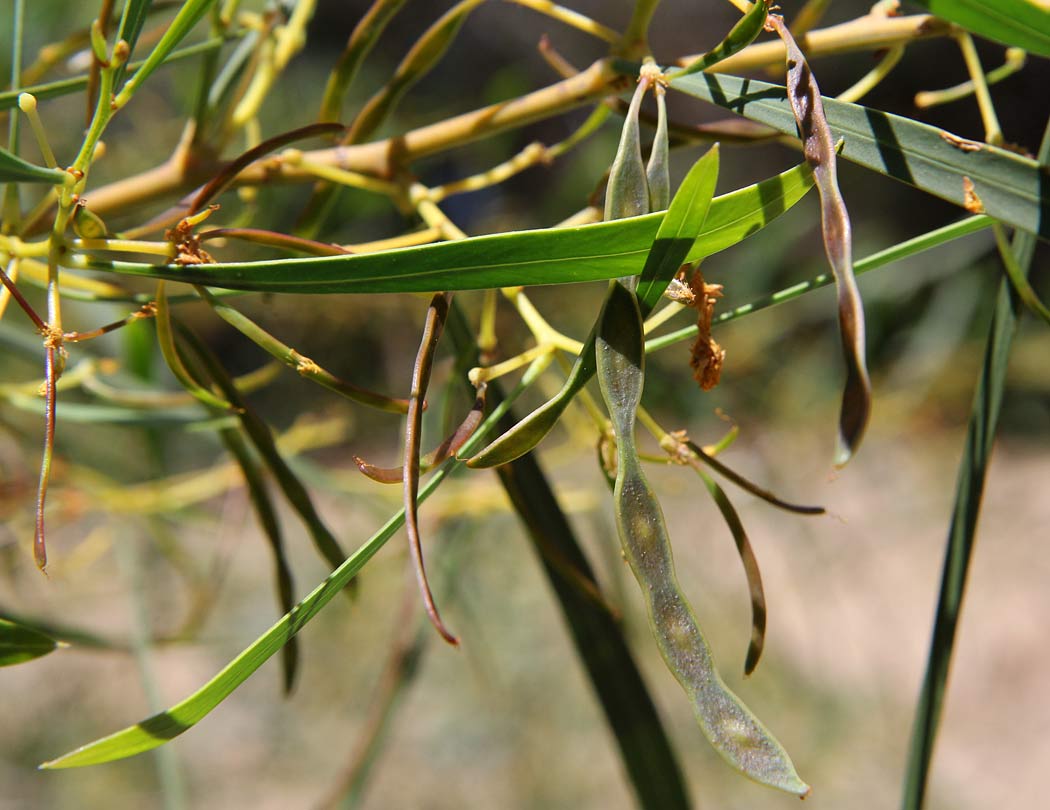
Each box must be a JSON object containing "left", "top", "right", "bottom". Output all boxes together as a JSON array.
[{"left": 596, "top": 280, "right": 809, "bottom": 796}]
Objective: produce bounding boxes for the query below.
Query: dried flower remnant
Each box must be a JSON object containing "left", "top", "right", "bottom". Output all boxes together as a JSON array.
[
  {"left": 962, "top": 176, "right": 985, "bottom": 213},
  {"left": 940, "top": 131, "right": 983, "bottom": 153},
  {"left": 166, "top": 207, "right": 217, "bottom": 266},
  {"left": 686, "top": 269, "right": 725, "bottom": 391}
]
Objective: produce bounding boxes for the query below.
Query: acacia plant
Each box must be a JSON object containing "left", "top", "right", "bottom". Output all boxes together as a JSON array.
[{"left": 1, "top": 0, "right": 1048, "bottom": 807}]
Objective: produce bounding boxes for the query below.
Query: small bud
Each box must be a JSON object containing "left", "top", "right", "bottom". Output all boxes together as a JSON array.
[
  {"left": 72, "top": 199, "right": 109, "bottom": 239},
  {"left": 89, "top": 20, "right": 108, "bottom": 65},
  {"left": 112, "top": 40, "right": 130, "bottom": 68}
]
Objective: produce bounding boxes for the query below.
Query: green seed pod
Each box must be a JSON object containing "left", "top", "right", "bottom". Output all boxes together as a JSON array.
[
  {"left": 646, "top": 83, "right": 670, "bottom": 211},
  {"left": 604, "top": 76, "right": 650, "bottom": 222},
  {"left": 596, "top": 279, "right": 809, "bottom": 797}
]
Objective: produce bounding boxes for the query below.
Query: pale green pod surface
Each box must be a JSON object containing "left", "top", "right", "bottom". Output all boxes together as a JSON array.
[
  {"left": 646, "top": 88, "right": 670, "bottom": 212},
  {"left": 596, "top": 281, "right": 809, "bottom": 797},
  {"left": 605, "top": 79, "right": 650, "bottom": 222}
]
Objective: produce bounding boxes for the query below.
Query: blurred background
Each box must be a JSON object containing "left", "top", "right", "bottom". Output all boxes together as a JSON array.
[{"left": 1, "top": 1, "right": 1048, "bottom": 808}]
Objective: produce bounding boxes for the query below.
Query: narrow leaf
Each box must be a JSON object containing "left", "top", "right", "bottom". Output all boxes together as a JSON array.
[
  {"left": 347, "top": 0, "right": 486, "bottom": 143},
  {"left": 219, "top": 429, "right": 299, "bottom": 694},
  {"left": 196, "top": 286, "right": 410, "bottom": 414},
  {"left": 80, "top": 163, "right": 815, "bottom": 293},
  {"left": 177, "top": 327, "right": 351, "bottom": 580},
  {"left": 0, "top": 145, "right": 66, "bottom": 184},
  {"left": 902, "top": 119, "right": 1050, "bottom": 810},
  {"left": 911, "top": 0, "right": 1050, "bottom": 58},
  {"left": 672, "top": 0, "right": 769, "bottom": 78},
  {"left": 155, "top": 281, "right": 235, "bottom": 411},
  {"left": 993, "top": 222, "right": 1050, "bottom": 324},
  {"left": 115, "top": 0, "right": 219, "bottom": 106},
  {"left": 669, "top": 71, "right": 1050, "bottom": 239},
  {"left": 111, "top": 0, "right": 153, "bottom": 90},
  {"left": 636, "top": 145, "right": 720, "bottom": 314},
  {"left": 319, "top": 0, "right": 409, "bottom": 122},
  {"left": 0, "top": 617, "right": 59, "bottom": 666},
  {"left": 689, "top": 466, "right": 766, "bottom": 676}
]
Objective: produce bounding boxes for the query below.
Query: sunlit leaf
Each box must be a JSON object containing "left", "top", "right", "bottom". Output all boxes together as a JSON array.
[
  {"left": 669, "top": 71, "right": 1050, "bottom": 239},
  {"left": 79, "top": 162, "right": 813, "bottom": 292},
  {"left": 0, "top": 617, "right": 59, "bottom": 666},
  {"left": 636, "top": 145, "right": 720, "bottom": 314},
  {"left": 911, "top": 0, "right": 1050, "bottom": 58},
  {"left": 0, "top": 145, "right": 66, "bottom": 184}
]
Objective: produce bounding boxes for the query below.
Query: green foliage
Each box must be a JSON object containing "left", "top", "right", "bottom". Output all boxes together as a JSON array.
[
  {"left": 911, "top": 0, "right": 1050, "bottom": 57},
  {"left": 0, "top": 617, "right": 59, "bottom": 666},
  {"left": 1, "top": 0, "right": 1048, "bottom": 807}
]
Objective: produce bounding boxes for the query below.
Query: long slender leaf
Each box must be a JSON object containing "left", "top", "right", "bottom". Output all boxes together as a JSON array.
[
  {"left": 0, "top": 617, "right": 59, "bottom": 666},
  {"left": 347, "top": 0, "right": 486, "bottom": 143},
  {"left": 76, "top": 162, "right": 815, "bottom": 293},
  {"left": 0, "top": 38, "right": 227, "bottom": 111},
  {"left": 669, "top": 71, "right": 1050, "bottom": 239},
  {"left": 319, "top": 0, "right": 409, "bottom": 122},
  {"left": 636, "top": 145, "right": 720, "bottom": 313},
  {"left": 112, "top": 0, "right": 154, "bottom": 90},
  {"left": 911, "top": 0, "right": 1050, "bottom": 58},
  {"left": 0, "top": 145, "right": 67, "bottom": 184},
  {"left": 178, "top": 327, "right": 350, "bottom": 579},
  {"left": 672, "top": 0, "right": 769, "bottom": 78},
  {"left": 901, "top": 119, "right": 1050, "bottom": 810},
  {"left": 40, "top": 332, "right": 543, "bottom": 769},
  {"left": 218, "top": 428, "right": 299, "bottom": 694},
  {"left": 114, "top": 0, "right": 218, "bottom": 107},
  {"left": 690, "top": 465, "right": 766, "bottom": 676}
]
